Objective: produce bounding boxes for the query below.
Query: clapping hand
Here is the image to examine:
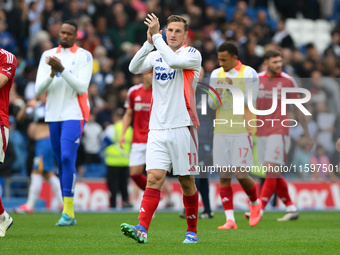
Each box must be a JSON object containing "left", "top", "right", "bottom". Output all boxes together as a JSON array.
[
  {"left": 46, "top": 56, "right": 64, "bottom": 77},
  {"left": 216, "top": 76, "right": 232, "bottom": 95},
  {"left": 147, "top": 28, "right": 153, "bottom": 44},
  {"left": 144, "top": 13, "right": 162, "bottom": 37}
]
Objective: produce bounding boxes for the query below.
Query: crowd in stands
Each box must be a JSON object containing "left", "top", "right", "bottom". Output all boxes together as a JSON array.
[{"left": 0, "top": 0, "right": 340, "bottom": 192}]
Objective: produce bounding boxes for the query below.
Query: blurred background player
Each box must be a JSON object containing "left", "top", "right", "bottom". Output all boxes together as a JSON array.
[
  {"left": 119, "top": 72, "right": 152, "bottom": 192},
  {"left": 120, "top": 14, "right": 201, "bottom": 244},
  {"left": 103, "top": 108, "right": 133, "bottom": 208},
  {"left": 208, "top": 41, "right": 261, "bottom": 229},
  {"left": 245, "top": 50, "right": 313, "bottom": 221},
  {"left": 35, "top": 20, "right": 93, "bottom": 226},
  {"left": 0, "top": 47, "right": 17, "bottom": 237},
  {"left": 15, "top": 94, "right": 63, "bottom": 213}
]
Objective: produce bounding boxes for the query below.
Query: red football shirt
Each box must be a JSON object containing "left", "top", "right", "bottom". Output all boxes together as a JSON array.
[
  {"left": 0, "top": 48, "right": 17, "bottom": 128},
  {"left": 124, "top": 84, "right": 152, "bottom": 143},
  {"left": 256, "top": 71, "right": 300, "bottom": 136}
]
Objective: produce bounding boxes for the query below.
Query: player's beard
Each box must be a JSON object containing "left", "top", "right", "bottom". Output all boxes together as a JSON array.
[
  {"left": 268, "top": 66, "right": 281, "bottom": 76},
  {"left": 60, "top": 41, "right": 72, "bottom": 48}
]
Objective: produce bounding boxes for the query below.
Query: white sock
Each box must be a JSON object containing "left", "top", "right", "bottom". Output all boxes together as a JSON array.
[
  {"left": 0, "top": 211, "right": 9, "bottom": 221},
  {"left": 286, "top": 204, "right": 297, "bottom": 212},
  {"left": 48, "top": 175, "right": 63, "bottom": 206},
  {"left": 250, "top": 199, "right": 259, "bottom": 206},
  {"left": 27, "top": 173, "right": 43, "bottom": 209},
  {"left": 225, "top": 209, "right": 235, "bottom": 222}
]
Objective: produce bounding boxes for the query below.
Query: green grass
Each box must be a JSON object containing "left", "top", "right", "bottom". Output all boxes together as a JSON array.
[{"left": 1, "top": 211, "right": 340, "bottom": 255}]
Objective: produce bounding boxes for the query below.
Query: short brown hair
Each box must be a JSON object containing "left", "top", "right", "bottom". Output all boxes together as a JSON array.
[
  {"left": 167, "top": 15, "right": 188, "bottom": 31},
  {"left": 264, "top": 50, "right": 281, "bottom": 60}
]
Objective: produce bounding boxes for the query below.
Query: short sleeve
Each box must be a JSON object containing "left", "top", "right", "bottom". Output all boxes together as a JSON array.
[
  {"left": 0, "top": 53, "right": 17, "bottom": 79},
  {"left": 125, "top": 87, "right": 134, "bottom": 109}
]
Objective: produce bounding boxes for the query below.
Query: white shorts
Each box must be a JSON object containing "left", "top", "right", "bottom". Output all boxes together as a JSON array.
[
  {"left": 146, "top": 127, "right": 199, "bottom": 176},
  {"left": 129, "top": 143, "right": 147, "bottom": 167},
  {"left": 0, "top": 126, "right": 9, "bottom": 163},
  {"left": 257, "top": 135, "right": 291, "bottom": 165},
  {"left": 213, "top": 133, "right": 253, "bottom": 168}
]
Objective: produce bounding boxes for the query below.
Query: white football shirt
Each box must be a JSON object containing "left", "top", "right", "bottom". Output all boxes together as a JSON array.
[
  {"left": 35, "top": 44, "right": 93, "bottom": 122},
  {"left": 129, "top": 34, "right": 202, "bottom": 130}
]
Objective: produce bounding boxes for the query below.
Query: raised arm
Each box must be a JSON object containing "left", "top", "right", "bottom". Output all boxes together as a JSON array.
[
  {"left": 152, "top": 34, "right": 201, "bottom": 70},
  {"left": 145, "top": 13, "right": 201, "bottom": 70},
  {"left": 129, "top": 41, "right": 154, "bottom": 74}
]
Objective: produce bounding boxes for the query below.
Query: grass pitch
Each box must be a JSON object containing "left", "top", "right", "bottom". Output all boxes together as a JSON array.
[{"left": 1, "top": 211, "right": 339, "bottom": 255}]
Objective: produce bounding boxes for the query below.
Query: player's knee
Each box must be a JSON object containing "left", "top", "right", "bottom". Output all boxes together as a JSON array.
[
  {"left": 179, "top": 176, "right": 196, "bottom": 194},
  {"left": 61, "top": 153, "right": 74, "bottom": 168},
  {"left": 146, "top": 171, "right": 164, "bottom": 189}
]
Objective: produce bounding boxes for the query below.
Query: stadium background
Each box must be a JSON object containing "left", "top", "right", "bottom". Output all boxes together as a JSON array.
[{"left": 0, "top": 0, "right": 340, "bottom": 212}]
